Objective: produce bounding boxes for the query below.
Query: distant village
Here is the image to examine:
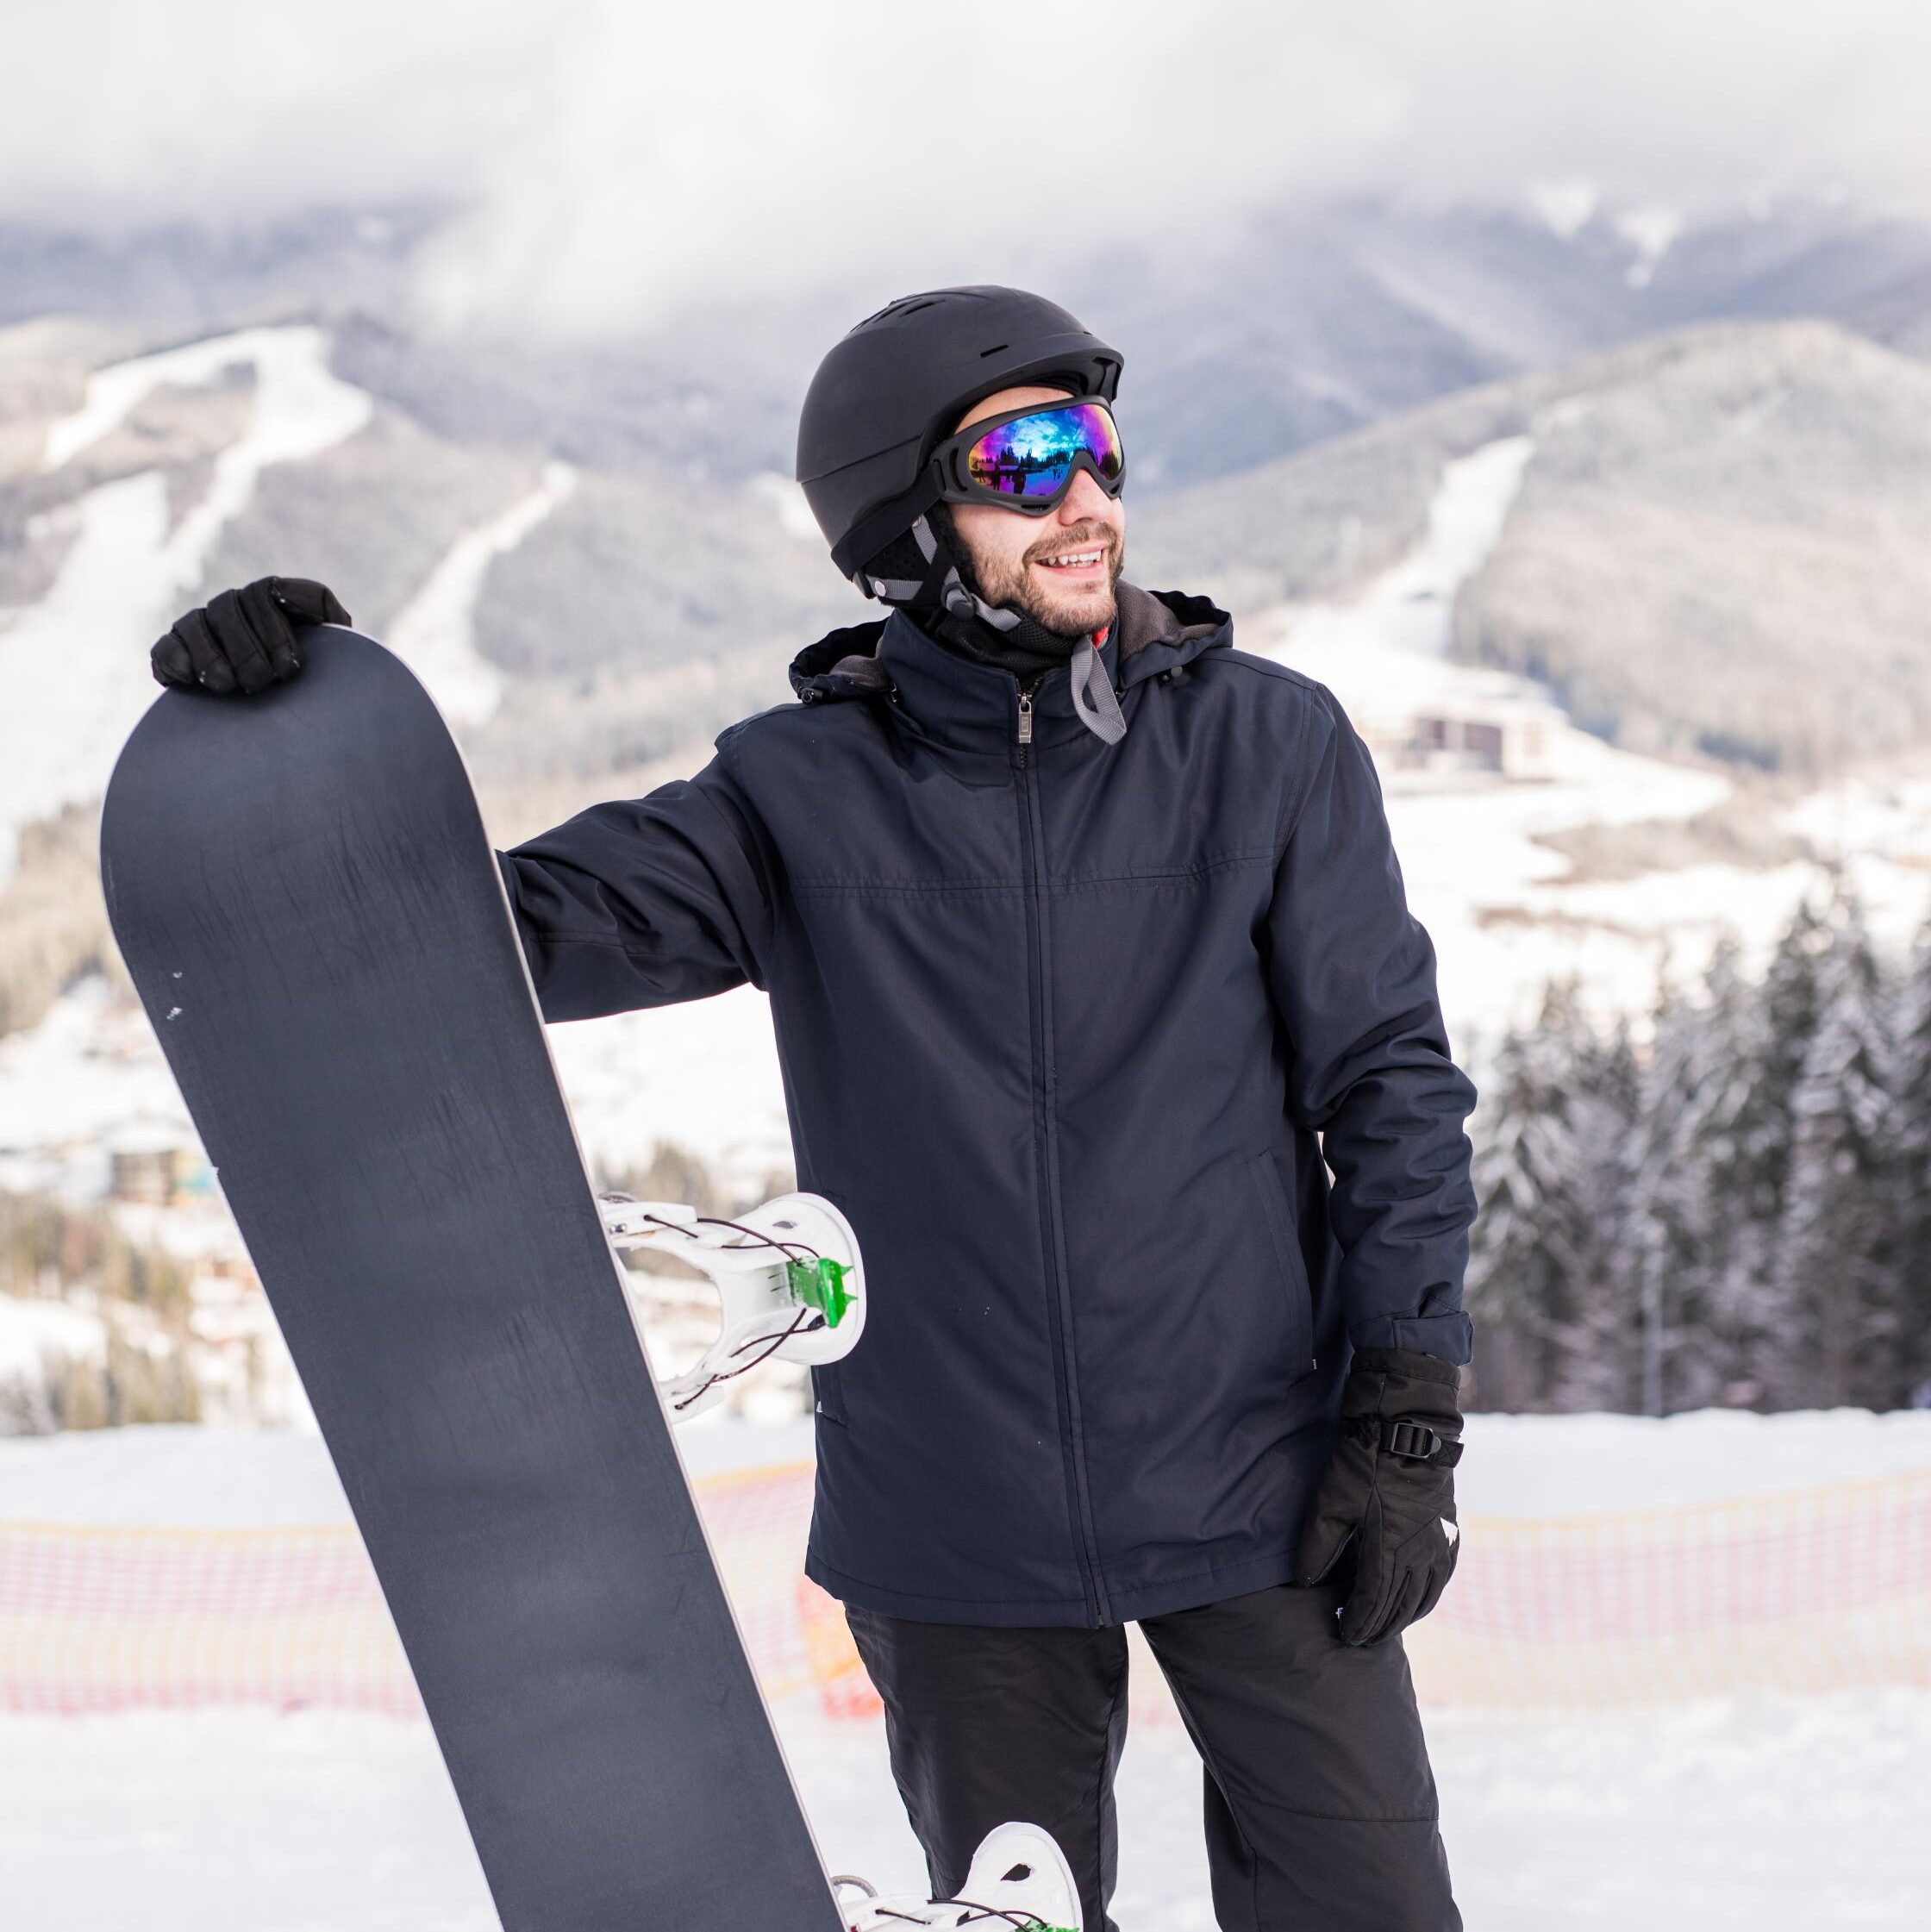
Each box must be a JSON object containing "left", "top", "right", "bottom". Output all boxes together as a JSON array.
[{"left": 1355, "top": 679, "right": 1562, "bottom": 785}]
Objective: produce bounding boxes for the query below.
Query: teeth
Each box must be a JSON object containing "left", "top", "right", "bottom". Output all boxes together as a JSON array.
[{"left": 1043, "top": 550, "right": 1102, "bottom": 569}]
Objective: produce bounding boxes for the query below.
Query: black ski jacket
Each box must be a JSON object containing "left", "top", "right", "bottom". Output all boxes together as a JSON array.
[{"left": 499, "top": 583, "right": 1478, "bottom": 1627}]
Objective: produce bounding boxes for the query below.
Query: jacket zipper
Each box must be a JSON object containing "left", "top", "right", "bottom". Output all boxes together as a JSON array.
[{"left": 1013, "top": 673, "right": 1110, "bottom": 1625}]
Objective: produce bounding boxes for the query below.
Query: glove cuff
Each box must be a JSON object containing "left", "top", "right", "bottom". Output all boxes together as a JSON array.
[{"left": 1349, "top": 1345, "right": 1462, "bottom": 1391}]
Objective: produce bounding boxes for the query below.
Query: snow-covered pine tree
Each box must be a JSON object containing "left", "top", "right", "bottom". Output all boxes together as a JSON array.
[
  {"left": 1465, "top": 991, "right": 1575, "bottom": 1410},
  {"left": 1774, "top": 893, "right": 1897, "bottom": 1409},
  {"left": 1625, "top": 965, "right": 1706, "bottom": 1416},
  {"left": 1878, "top": 916, "right": 1931, "bottom": 1407},
  {"left": 1632, "top": 938, "right": 1784, "bottom": 1411},
  {"left": 1734, "top": 896, "right": 1834, "bottom": 1406},
  {"left": 1465, "top": 982, "right": 1634, "bottom": 1410},
  {"left": 1549, "top": 1007, "right": 1641, "bottom": 1411}
]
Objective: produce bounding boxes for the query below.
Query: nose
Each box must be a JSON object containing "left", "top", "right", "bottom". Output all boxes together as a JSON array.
[{"left": 1055, "top": 468, "right": 1119, "bottom": 526}]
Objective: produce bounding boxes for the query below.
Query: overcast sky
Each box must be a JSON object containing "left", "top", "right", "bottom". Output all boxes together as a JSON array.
[{"left": 8, "top": 1, "right": 1930, "bottom": 335}]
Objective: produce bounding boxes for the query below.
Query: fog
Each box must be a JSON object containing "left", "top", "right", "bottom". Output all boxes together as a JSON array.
[{"left": 7, "top": 0, "right": 1930, "bottom": 334}]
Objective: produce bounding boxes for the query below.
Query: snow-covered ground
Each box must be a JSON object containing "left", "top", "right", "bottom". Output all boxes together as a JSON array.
[
  {"left": 6, "top": 1688, "right": 1925, "bottom": 1931},
  {"left": 0, "top": 1294, "right": 105, "bottom": 1381},
  {"left": 4, "top": 1414, "right": 1928, "bottom": 1929},
  {"left": 9, "top": 1410, "right": 1928, "bottom": 1523}
]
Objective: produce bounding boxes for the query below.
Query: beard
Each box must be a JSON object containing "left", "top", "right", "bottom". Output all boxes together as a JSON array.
[{"left": 940, "top": 508, "right": 1126, "bottom": 638}]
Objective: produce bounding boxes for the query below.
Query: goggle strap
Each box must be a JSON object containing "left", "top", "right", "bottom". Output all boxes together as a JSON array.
[
  {"left": 1070, "top": 642, "right": 1128, "bottom": 744},
  {"left": 861, "top": 514, "right": 953, "bottom": 607}
]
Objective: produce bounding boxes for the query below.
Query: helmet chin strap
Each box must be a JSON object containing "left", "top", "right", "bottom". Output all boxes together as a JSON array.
[
  {"left": 865, "top": 516, "right": 1128, "bottom": 745},
  {"left": 933, "top": 520, "right": 1128, "bottom": 746}
]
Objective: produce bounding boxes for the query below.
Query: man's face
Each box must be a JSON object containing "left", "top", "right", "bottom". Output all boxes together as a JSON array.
[{"left": 944, "top": 384, "right": 1127, "bottom": 638}]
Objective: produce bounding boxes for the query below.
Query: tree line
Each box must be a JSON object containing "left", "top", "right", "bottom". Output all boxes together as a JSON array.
[{"left": 1465, "top": 889, "right": 1931, "bottom": 1414}]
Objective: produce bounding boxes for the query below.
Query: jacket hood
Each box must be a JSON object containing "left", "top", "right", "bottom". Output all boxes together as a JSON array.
[{"left": 787, "top": 582, "right": 1231, "bottom": 708}]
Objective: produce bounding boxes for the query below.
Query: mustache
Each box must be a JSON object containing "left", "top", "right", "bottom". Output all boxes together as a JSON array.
[{"left": 1025, "top": 523, "right": 1121, "bottom": 567}]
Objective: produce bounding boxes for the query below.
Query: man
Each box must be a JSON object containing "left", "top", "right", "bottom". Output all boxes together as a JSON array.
[{"left": 152, "top": 286, "right": 1478, "bottom": 1931}]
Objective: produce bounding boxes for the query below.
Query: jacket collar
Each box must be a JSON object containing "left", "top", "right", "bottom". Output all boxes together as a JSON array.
[{"left": 788, "top": 583, "right": 1232, "bottom": 754}]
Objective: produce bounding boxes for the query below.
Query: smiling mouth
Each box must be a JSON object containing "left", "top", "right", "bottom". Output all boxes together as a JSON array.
[{"left": 1036, "top": 545, "right": 1109, "bottom": 572}]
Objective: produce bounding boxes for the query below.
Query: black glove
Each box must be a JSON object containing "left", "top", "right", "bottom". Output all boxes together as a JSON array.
[
  {"left": 1297, "top": 1346, "right": 1464, "bottom": 1646},
  {"left": 151, "top": 577, "right": 351, "bottom": 695}
]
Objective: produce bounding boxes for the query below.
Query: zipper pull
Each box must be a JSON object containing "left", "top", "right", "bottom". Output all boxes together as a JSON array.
[{"left": 1015, "top": 690, "right": 1034, "bottom": 747}]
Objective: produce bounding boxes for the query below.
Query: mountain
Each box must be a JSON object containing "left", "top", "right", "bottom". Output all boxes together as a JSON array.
[
  {"left": 1455, "top": 321, "right": 1931, "bottom": 776},
  {"left": 10, "top": 189, "right": 1931, "bottom": 500},
  {"left": 1135, "top": 317, "right": 1931, "bottom": 781},
  {"left": 9, "top": 196, "right": 1931, "bottom": 1041}
]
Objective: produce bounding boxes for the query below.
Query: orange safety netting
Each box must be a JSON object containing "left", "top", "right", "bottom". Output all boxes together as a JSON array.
[{"left": 3, "top": 1462, "right": 1928, "bottom": 1720}]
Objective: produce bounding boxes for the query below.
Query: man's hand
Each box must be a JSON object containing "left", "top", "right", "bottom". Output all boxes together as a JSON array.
[
  {"left": 1297, "top": 1346, "right": 1464, "bottom": 1646},
  {"left": 151, "top": 577, "right": 351, "bottom": 694}
]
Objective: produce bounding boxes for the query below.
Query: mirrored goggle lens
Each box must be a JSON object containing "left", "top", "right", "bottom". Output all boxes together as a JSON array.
[{"left": 963, "top": 403, "right": 1123, "bottom": 500}]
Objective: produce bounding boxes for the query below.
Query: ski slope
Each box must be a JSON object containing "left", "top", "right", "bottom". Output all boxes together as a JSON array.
[
  {"left": 0, "top": 328, "right": 373, "bottom": 883},
  {"left": 0, "top": 325, "right": 582, "bottom": 877},
  {"left": 384, "top": 460, "right": 578, "bottom": 728}
]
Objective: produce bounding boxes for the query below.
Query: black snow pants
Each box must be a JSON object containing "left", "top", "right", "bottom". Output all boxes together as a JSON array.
[{"left": 845, "top": 1576, "right": 1459, "bottom": 1932}]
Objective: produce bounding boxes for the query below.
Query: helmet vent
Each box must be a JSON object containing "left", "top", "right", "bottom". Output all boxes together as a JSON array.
[
  {"left": 978, "top": 342, "right": 1009, "bottom": 357},
  {"left": 868, "top": 296, "right": 940, "bottom": 324}
]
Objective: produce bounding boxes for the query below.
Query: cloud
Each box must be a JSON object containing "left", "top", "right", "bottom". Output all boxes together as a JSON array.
[{"left": 7, "top": 0, "right": 1931, "bottom": 335}]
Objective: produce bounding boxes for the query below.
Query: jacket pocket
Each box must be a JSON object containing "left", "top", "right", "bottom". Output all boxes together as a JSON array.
[
  {"left": 1248, "top": 1151, "right": 1315, "bottom": 1380},
  {"left": 810, "top": 1361, "right": 849, "bottom": 1429}
]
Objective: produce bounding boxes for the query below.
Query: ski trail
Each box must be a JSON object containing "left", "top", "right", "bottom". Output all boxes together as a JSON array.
[
  {"left": 40, "top": 325, "right": 368, "bottom": 474},
  {"left": 1275, "top": 435, "right": 1534, "bottom": 666},
  {"left": 1254, "top": 435, "right": 1739, "bottom": 1043},
  {"left": 0, "top": 326, "right": 373, "bottom": 880},
  {"left": 384, "top": 460, "right": 578, "bottom": 728}
]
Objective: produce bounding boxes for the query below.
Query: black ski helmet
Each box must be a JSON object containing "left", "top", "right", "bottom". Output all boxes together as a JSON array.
[{"left": 797, "top": 285, "right": 1123, "bottom": 597}]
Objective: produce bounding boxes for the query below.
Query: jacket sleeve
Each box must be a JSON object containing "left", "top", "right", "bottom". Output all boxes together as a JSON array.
[
  {"left": 496, "top": 742, "right": 775, "bottom": 1022},
  {"left": 1263, "top": 684, "right": 1478, "bottom": 1365}
]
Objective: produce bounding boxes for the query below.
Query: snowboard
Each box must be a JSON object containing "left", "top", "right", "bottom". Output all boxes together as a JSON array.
[{"left": 101, "top": 627, "right": 845, "bottom": 1931}]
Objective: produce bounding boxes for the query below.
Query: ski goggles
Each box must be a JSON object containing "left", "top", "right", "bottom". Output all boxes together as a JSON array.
[{"left": 930, "top": 399, "right": 1126, "bottom": 515}]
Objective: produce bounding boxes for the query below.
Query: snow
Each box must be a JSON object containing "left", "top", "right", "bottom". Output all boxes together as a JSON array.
[
  {"left": 542, "top": 985, "right": 794, "bottom": 1199},
  {"left": 0, "top": 326, "right": 373, "bottom": 881},
  {"left": 1529, "top": 178, "right": 1601, "bottom": 240},
  {"left": 1616, "top": 206, "right": 1685, "bottom": 289},
  {"left": 0, "top": 1417, "right": 822, "bottom": 1524},
  {"left": 384, "top": 460, "right": 578, "bottom": 728},
  {"left": 0, "top": 1296, "right": 106, "bottom": 1380},
  {"left": 3, "top": 1407, "right": 1928, "bottom": 1929},
  {"left": 9, "top": 1409, "right": 1926, "bottom": 1528},
  {"left": 750, "top": 469, "right": 824, "bottom": 542},
  {"left": 1267, "top": 435, "right": 1535, "bottom": 673},
  {"left": 0, "top": 977, "right": 191, "bottom": 1165},
  {"left": 1455, "top": 1406, "right": 1931, "bottom": 1514},
  {"left": 3, "top": 1686, "right": 1927, "bottom": 1930}
]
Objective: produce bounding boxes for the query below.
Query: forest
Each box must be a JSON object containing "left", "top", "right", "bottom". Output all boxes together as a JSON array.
[{"left": 1466, "top": 885, "right": 1931, "bottom": 1414}]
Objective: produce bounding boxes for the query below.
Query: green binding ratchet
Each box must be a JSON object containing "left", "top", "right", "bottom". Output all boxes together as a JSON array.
[{"left": 788, "top": 1254, "right": 853, "bottom": 1327}]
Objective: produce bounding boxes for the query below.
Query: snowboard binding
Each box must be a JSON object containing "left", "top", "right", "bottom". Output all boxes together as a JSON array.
[
  {"left": 598, "top": 1190, "right": 866, "bottom": 1419},
  {"left": 832, "top": 1821, "right": 1084, "bottom": 1930}
]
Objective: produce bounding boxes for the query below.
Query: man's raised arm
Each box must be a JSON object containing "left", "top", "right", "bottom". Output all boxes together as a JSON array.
[{"left": 498, "top": 747, "right": 776, "bottom": 1022}]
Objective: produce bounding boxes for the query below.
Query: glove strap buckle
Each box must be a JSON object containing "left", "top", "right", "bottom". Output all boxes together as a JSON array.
[{"left": 1381, "top": 1418, "right": 1462, "bottom": 1466}]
